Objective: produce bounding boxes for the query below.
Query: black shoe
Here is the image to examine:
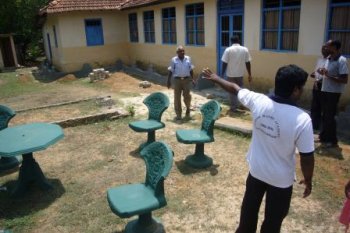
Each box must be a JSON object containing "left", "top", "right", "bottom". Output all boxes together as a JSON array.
[{"left": 185, "top": 109, "right": 190, "bottom": 118}]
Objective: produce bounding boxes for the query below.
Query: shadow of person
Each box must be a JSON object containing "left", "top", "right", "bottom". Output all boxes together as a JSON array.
[
  {"left": 0, "top": 166, "right": 20, "bottom": 178},
  {"left": 0, "top": 179, "right": 65, "bottom": 219},
  {"left": 175, "top": 159, "right": 219, "bottom": 176},
  {"left": 315, "top": 146, "right": 344, "bottom": 160}
]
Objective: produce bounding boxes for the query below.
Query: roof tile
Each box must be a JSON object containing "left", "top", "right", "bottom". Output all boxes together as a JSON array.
[{"left": 39, "top": 0, "right": 176, "bottom": 15}]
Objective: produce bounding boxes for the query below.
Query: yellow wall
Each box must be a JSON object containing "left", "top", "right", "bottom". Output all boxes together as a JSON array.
[
  {"left": 124, "top": 0, "right": 217, "bottom": 77},
  {"left": 43, "top": 16, "right": 62, "bottom": 68},
  {"left": 43, "top": 11, "right": 129, "bottom": 72}
]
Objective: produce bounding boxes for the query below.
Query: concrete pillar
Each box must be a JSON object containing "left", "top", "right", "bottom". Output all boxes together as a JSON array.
[{"left": 9, "top": 35, "right": 18, "bottom": 67}]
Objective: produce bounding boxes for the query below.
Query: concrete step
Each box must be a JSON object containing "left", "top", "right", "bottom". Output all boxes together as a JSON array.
[{"left": 215, "top": 116, "right": 252, "bottom": 136}]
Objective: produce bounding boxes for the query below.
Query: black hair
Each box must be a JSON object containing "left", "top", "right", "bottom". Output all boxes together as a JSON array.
[
  {"left": 274, "top": 64, "right": 308, "bottom": 98},
  {"left": 329, "top": 40, "right": 341, "bottom": 50},
  {"left": 230, "top": 35, "right": 240, "bottom": 44}
]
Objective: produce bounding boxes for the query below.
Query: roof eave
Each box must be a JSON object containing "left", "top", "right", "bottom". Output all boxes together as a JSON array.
[{"left": 120, "top": 0, "right": 177, "bottom": 10}]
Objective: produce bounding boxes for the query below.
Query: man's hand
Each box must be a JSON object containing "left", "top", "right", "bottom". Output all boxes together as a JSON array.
[
  {"left": 248, "top": 75, "right": 252, "bottom": 83},
  {"left": 167, "top": 80, "right": 171, "bottom": 89},
  {"left": 192, "top": 78, "right": 196, "bottom": 87},
  {"left": 317, "top": 68, "right": 326, "bottom": 75},
  {"left": 299, "top": 179, "right": 312, "bottom": 198},
  {"left": 202, "top": 68, "right": 241, "bottom": 95},
  {"left": 202, "top": 68, "right": 219, "bottom": 80}
]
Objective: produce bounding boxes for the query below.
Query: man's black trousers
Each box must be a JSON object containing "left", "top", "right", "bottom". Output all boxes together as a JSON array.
[{"left": 235, "top": 173, "right": 293, "bottom": 233}]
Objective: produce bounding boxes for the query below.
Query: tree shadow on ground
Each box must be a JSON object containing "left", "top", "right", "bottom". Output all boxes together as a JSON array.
[
  {"left": 175, "top": 160, "right": 219, "bottom": 176},
  {"left": 0, "top": 179, "right": 65, "bottom": 219}
]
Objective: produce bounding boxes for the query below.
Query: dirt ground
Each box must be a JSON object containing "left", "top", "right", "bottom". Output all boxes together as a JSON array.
[{"left": 0, "top": 70, "right": 349, "bottom": 233}]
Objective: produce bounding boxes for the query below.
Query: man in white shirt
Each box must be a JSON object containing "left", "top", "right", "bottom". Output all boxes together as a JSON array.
[
  {"left": 318, "top": 40, "right": 349, "bottom": 148},
  {"left": 221, "top": 35, "right": 252, "bottom": 113},
  {"left": 167, "top": 46, "right": 194, "bottom": 121},
  {"left": 310, "top": 44, "right": 329, "bottom": 131},
  {"left": 202, "top": 65, "right": 314, "bottom": 233}
]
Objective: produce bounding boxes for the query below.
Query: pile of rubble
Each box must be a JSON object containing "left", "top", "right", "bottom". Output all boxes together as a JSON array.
[{"left": 89, "top": 68, "right": 110, "bottom": 82}]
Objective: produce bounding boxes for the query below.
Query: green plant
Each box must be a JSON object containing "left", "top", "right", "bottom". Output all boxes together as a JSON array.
[{"left": 127, "top": 105, "right": 135, "bottom": 116}]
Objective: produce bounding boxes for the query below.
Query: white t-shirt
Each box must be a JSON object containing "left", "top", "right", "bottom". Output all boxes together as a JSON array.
[
  {"left": 314, "top": 57, "right": 328, "bottom": 82},
  {"left": 238, "top": 89, "right": 314, "bottom": 188},
  {"left": 221, "top": 44, "right": 251, "bottom": 77},
  {"left": 321, "top": 55, "right": 349, "bottom": 93}
]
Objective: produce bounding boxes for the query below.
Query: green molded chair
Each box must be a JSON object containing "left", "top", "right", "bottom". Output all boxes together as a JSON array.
[
  {"left": 176, "top": 100, "right": 221, "bottom": 168},
  {"left": 129, "top": 92, "right": 169, "bottom": 150},
  {"left": 107, "top": 141, "right": 173, "bottom": 233},
  {"left": 0, "top": 105, "right": 15, "bottom": 131},
  {"left": 0, "top": 105, "right": 22, "bottom": 173}
]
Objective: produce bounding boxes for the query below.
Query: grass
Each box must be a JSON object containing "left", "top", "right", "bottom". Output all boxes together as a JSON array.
[
  {"left": 0, "top": 71, "right": 43, "bottom": 98},
  {"left": 0, "top": 70, "right": 349, "bottom": 232}
]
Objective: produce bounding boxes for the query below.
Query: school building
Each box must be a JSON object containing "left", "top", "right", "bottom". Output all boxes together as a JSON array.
[{"left": 39, "top": 0, "right": 350, "bottom": 104}]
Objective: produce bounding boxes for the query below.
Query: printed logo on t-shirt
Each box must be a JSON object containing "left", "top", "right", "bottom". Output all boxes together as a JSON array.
[{"left": 255, "top": 114, "right": 280, "bottom": 138}]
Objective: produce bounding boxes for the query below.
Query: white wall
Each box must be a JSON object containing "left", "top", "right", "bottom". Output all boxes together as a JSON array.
[{"left": 298, "top": 0, "right": 328, "bottom": 55}]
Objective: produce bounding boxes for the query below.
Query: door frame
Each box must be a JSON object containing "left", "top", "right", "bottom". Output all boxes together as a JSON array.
[{"left": 217, "top": 0, "right": 244, "bottom": 76}]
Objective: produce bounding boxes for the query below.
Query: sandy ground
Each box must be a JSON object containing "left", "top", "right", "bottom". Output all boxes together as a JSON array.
[{"left": 0, "top": 70, "right": 349, "bottom": 233}]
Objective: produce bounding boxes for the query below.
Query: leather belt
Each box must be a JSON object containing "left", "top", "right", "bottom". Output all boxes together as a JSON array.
[{"left": 174, "top": 76, "right": 190, "bottom": 80}]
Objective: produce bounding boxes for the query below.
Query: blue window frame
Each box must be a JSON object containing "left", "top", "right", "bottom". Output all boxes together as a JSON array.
[
  {"left": 327, "top": 0, "right": 350, "bottom": 56},
  {"left": 261, "top": 0, "right": 300, "bottom": 51},
  {"left": 85, "top": 19, "right": 104, "bottom": 46},
  {"left": 53, "top": 25, "right": 58, "bottom": 48},
  {"left": 162, "top": 7, "right": 177, "bottom": 44},
  {"left": 129, "top": 13, "right": 139, "bottom": 42},
  {"left": 185, "top": 3, "right": 205, "bottom": 46},
  {"left": 46, "top": 33, "right": 52, "bottom": 62},
  {"left": 143, "top": 11, "right": 155, "bottom": 43}
]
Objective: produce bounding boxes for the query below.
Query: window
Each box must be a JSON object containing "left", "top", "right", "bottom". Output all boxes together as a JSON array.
[
  {"left": 85, "top": 19, "right": 104, "bottom": 46},
  {"left": 218, "top": 0, "right": 244, "bottom": 46},
  {"left": 186, "top": 3, "right": 205, "bottom": 46},
  {"left": 53, "top": 25, "right": 58, "bottom": 48},
  {"left": 162, "top": 7, "right": 177, "bottom": 44},
  {"left": 262, "top": 0, "right": 300, "bottom": 51},
  {"left": 327, "top": 0, "right": 350, "bottom": 56},
  {"left": 143, "top": 11, "right": 155, "bottom": 43},
  {"left": 129, "top": 13, "right": 139, "bottom": 42}
]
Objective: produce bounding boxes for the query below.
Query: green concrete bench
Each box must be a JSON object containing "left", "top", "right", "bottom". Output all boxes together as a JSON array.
[
  {"left": 176, "top": 100, "right": 221, "bottom": 168},
  {"left": 0, "top": 105, "right": 22, "bottom": 173},
  {"left": 129, "top": 92, "right": 169, "bottom": 150},
  {"left": 107, "top": 141, "right": 173, "bottom": 233}
]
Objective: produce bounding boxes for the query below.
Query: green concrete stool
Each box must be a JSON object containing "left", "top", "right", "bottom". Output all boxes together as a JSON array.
[
  {"left": 107, "top": 141, "right": 173, "bottom": 233},
  {"left": 129, "top": 92, "right": 169, "bottom": 150},
  {"left": 176, "top": 100, "right": 221, "bottom": 168},
  {"left": 0, "top": 105, "right": 22, "bottom": 173}
]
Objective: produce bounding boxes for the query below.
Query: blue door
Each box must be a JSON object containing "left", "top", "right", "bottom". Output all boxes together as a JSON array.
[{"left": 217, "top": 0, "right": 244, "bottom": 76}]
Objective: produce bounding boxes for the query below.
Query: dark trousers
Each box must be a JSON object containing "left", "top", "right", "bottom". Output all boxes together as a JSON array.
[
  {"left": 319, "top": 91, "right": 341, "bottom": 144},
  {"left": 310, "top": 82, "right": 323, "bottom": 131},
  {"left": 235, "top": 173, "right": 293, "bottom": 233}
]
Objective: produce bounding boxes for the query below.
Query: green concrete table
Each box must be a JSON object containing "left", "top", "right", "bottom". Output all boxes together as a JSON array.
[{"left": 0, "top": 123, "right": 64, "bottom": 196}]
